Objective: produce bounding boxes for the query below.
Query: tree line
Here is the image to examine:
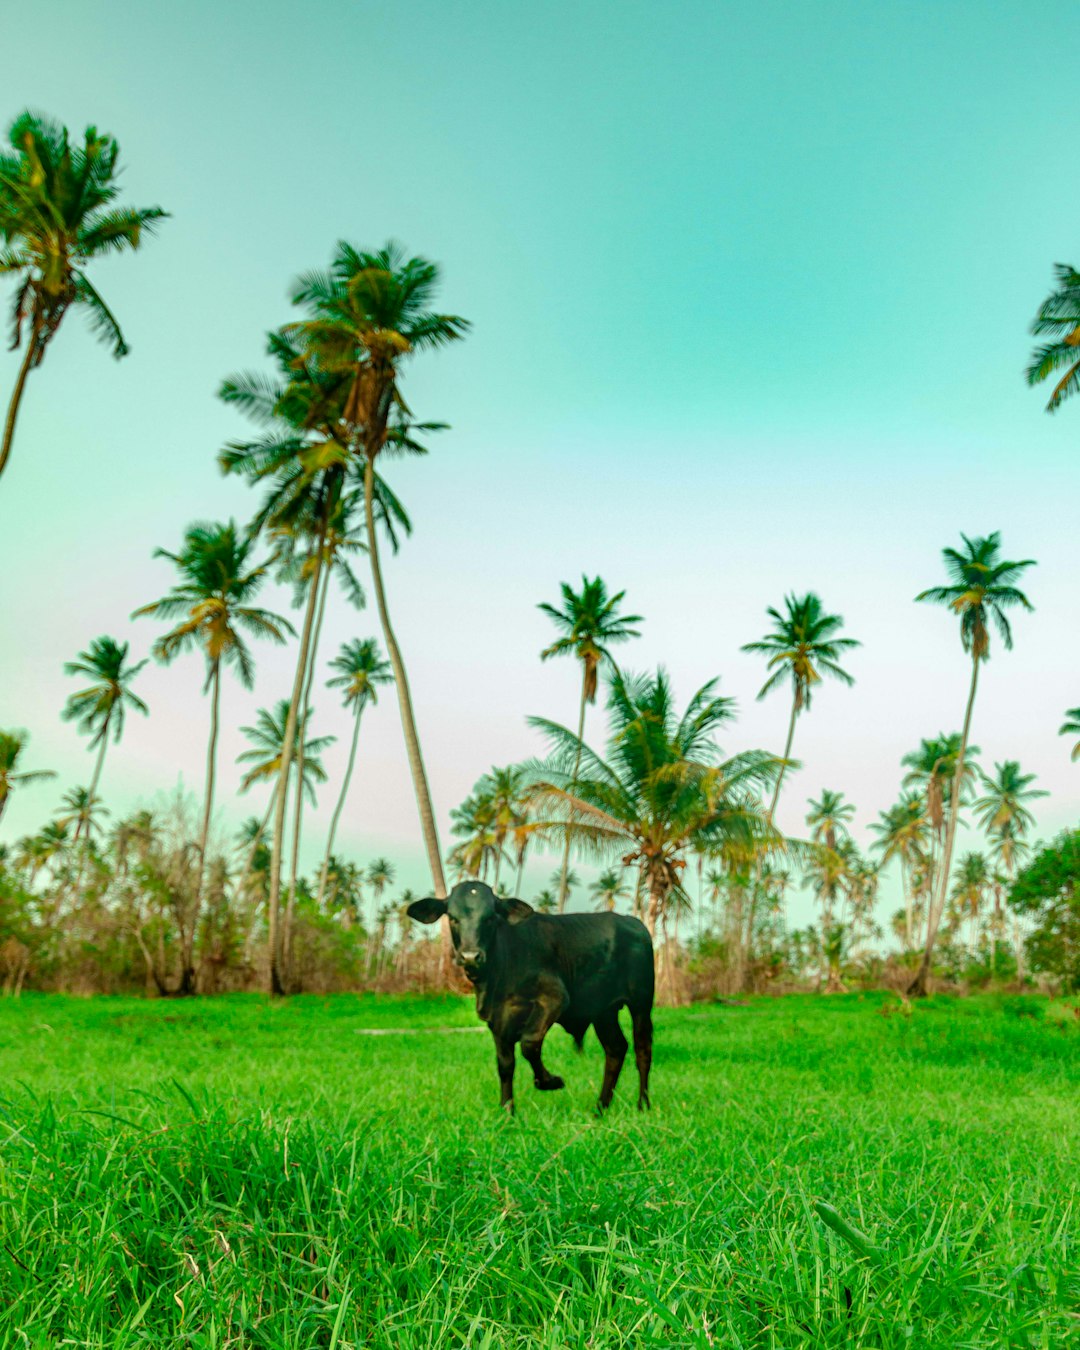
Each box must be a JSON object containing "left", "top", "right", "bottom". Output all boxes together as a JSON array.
[{"left": 1, "top": 111, "right": 1077, "bottom": 998}]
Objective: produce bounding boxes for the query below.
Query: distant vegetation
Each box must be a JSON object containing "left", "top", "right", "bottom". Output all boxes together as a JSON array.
[{"left": 1, "top": 111, "right": 1077, "bottom": 998}]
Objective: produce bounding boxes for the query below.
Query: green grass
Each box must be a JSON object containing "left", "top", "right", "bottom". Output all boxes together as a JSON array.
[{"left": 0, "top": 992, "right": 1077, "bottom": 1348}]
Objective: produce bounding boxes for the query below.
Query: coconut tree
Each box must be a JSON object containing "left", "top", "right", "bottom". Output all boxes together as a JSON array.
[
  {"left": 869, "top": 791, "right": 930, "bottom": 948},
  {"left": 951, "top": 852, "right": 990, "bottom": 956},
  {"left": 1060, "top": 708, "right": 1080, "bottom": 760},
  {"left": 539, "top": 576, "right": 643, "bottom": 909},
  {"left": 0, "top": 112, "right": 167, "bottom": 483},
  {"left": 62, "top": 636, "right": 148, "bottom": 837},
  {"left": 55, "top": 786, "right": 108, "bottom": 841},
  {"left": 236, "top": 698, "right": 335, "bottom": 979},
  {"left": 527, "top": 669, "right": 785, "bottom": 937},
  {"left": 449, "top": 787, "right": 501, "bottom": 882},
  {"left": 316, "top": 638, "right": 393, "bottom": 909},
  {"left": 1026, "top": 264, "right": 1080, "bottom": 412},
  {"left": 975, "top": 761, "right": 1046, "bottom": 982},
  {"left": 134, "top": 521, "right": 291, "bottom": 993},
  {"left": 742, "top": 594, "right": 859, "bottom": 825},
  {"left": 805, "top": 790, "right": 855, "bottom": 851},
  {"left": 284, "top": 243, "right": 469, "bottom": 903},
  {"left": 909, "top": 532, "right": 1035, "bottom": 996},
  {"left": 590, "top": 867, "right": 629, "bottom": 912},
  {"left": 973, "top": 762, "right": 1047, "bottom": 841},
  {"left": 0, "top": 729, "right": 55, "bottom": 827}
]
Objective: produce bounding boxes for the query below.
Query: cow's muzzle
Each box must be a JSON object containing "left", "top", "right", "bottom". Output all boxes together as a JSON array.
[{"left": 456, "top": 949, "right": 485, "bottom": 971}]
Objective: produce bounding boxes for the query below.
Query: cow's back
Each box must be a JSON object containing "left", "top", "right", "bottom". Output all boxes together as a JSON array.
[{"left": 535, "top": 911, "right": 654, "bottom": 1025}]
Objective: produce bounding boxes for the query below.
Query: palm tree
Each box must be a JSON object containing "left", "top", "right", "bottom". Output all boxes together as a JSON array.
[
  {"left": 805, "top": 790, "right": 855, "bottom": 851},
  {"left": 951, "top": 852, "right": 990, "bottom": 956},
  {"left": 1058, "top": 708, "right": 1080, "bottom": 761},
  {"left": 56, "top": 786, "right": 108, "bottom": 841},
  {"left": 134, "top": 521, "right": 291, "bottom": 993},
  {"left": 0, "top": 730, "right": 55, "bottom": 827},
  {"left": 590, "top": 867, "right": 629, "bottom": 912},
  {"left": 62, "top": 636, "right": 148, "bottom": 837},
  {"left": 1026, "top": 264, "right": 1080, "bottom": 412},
  {"left": 973, "top": 762, "right": 1047, "bottom": 841},
  {"left": 0, "top": 112, "right": 167, "bottom": 482},
  {"left": 869, "top": 791, "right": 929, "bottom": 949},
  {"left": 975, "top": 761, "right": 1045, "bottom": 981},
  {"left": 533, "top": 887, "right": 557, "bottom": 914},
  {"left": 741, "top": 593, "right": 859, "bottom": 824},
  {"left": 528, "top": 669, "right": 785, "bottom": 936},
  {"left": 316, "top": 639, "right": 393, "bottom": 909},
  {"left": 449, "top": 787, "right": 501, "bottom": 882},
  {"left": 285, "top": 243, "right": 469, "bottom": 903},
  {"left": 909, "top": 533, "right": 1035, "bottom": 996},
  {"left": 539, "top": 576, "right": 643, "bottom": 909}
]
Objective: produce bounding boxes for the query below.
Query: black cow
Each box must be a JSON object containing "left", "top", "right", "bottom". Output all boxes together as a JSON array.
[{"left": 407, "top": 880, "right": 654, "bottom": 1114}]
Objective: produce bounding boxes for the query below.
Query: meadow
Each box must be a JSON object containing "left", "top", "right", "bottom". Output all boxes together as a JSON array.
[{"left": 0, "top": 994, "right": 1077, "bottom": 1348}]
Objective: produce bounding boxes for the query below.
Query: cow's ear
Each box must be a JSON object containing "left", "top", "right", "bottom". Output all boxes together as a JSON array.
[
  {"left": 497, "top": 897, "right": 534, "bottom": 925},
  {"left": 407, "top": 896, "right": 448, "bottom": 924}
]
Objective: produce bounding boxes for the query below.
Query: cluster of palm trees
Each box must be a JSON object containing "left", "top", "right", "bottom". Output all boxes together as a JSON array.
[{"left": 1, "top": 110, "right": 1075, "bottom": 998}]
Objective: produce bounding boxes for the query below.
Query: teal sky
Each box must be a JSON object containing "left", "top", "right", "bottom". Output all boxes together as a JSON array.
[{"left": 2, "top": 2, "right": 1077, "bottom": 923}]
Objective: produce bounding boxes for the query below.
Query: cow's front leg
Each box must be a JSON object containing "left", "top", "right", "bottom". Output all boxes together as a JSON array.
[
  {"left": 520, "top": 979, "right": 569, "bottom": 1091},
  {"left": 494, "top": 1032, "right": 516, "bottom": 1114}
]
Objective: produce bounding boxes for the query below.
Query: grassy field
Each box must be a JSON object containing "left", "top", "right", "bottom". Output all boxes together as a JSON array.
[{"left": 0, "top": 992, "right": 1077, "bottom": 1348}]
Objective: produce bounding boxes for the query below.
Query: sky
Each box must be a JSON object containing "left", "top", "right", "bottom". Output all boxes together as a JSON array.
[{"left": 1, "top": 1, "right": 1077, "bottom": 929}]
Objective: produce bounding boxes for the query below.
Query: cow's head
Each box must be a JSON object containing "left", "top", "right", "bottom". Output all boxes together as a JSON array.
[{"left": 407, "top": 880, "right": 534, "bottom": 978}]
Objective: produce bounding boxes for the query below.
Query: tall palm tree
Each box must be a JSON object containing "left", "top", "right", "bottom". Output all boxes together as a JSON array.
[
  {"left": 869, "top": 791, "right": 929, "bottom": 949},
  {"left": 62, "top": 636, "right": 148, "bottom": 837},
  {"left": 910, "top": 532, "right": 1035, "bottom": 995},
  {"left": 316, "top": 639, "right": 393, "bottom": 909},
  {"left": 285, "top": 242, "right": 469, "bottom": 903},
  {"left": 1058, "top": 707, "right": 1080, "bottom": 761},
  {"left": 528, "top": 669, "right": 786, "bottom": 936},
  {"left": 0, "top": 112, "right": 167, "bottom": 482},
  {"left": 951, "top": 852, "right": 990, "bottom": 956},
  {"left": 0, "top": 729, "right": 55, "bottom": 826},
  {"left": 741, "top": 593, "right": 859, "bottom": 824},
  {"left": 539, "top": 576, "right": 643, "bottom": 909},
  {"left": 134, "top": 521, "right": 291, "bottom": 993},
  {"left": 805, "top": 789, "right": 855, "bottom": 851},
  {"left": 1026, "top": 264, "right": 1080, "bottom": 412},
  {"left": 221, "top": 336, "right": 372, "bottom": 992}
]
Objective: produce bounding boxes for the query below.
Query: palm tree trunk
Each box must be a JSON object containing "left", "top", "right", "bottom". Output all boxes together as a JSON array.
[
  {"left": 909, "top": 656, "right": 980, "bottom": 996},
  {"left": 317, "top": 703, "right": 363, "bottom": 910},
  {"left": 767, "top": 696, "right": 799, "bottom": 824},
  {"left": 557, "top": 673, "right": 589, "bottom": 912},
  {"left": 284, "top": 563, "right": 331, "bottom": 979},
  {"left": 901, "top": 857, "right": 913, "bottom": 949},
  {"left": 0, "top": 322, "right": 42, "bottom": 483},
  {"left": 267, "top": 541, "right": 325, "bottom": 995},
  {"left": 362, "top": 454, "right": 447, "bottom": 922},
  {"left": 515, "top": 845, "right": 527, "bottom": 897},
  {"left": 186, "top": 660, "right": 221, "bottom": 994},
  {"left": 72, "top": 714, "right": 113, "bottom": 896},
  {"left": 645, "top": 873, "right": 665, "bottom": 938}
]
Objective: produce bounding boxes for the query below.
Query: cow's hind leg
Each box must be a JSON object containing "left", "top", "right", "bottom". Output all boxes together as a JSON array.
[
  {"left": 521, "top": 979, "right": 569, "bottom": 1091},
  {"left": 630, "top": 1005, "right": 652, "bottom": 1110},
  {"left": 594, "top": 1008, "right": 628, "bottom": 1112}
]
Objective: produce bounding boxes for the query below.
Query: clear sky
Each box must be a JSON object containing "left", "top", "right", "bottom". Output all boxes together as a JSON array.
[{"left": 2, "top": 1, "right": 1077, "bottom": 926}]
